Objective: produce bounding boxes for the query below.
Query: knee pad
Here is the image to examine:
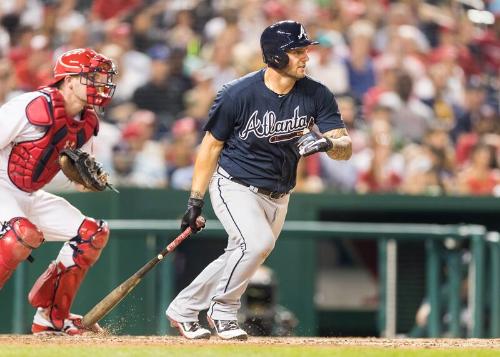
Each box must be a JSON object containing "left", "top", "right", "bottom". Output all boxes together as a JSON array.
[
  {"left": 0, "top": 218, "right": 44, "bottom": 289},
  {"left": 71, "top": 218, "right": 110, "bottom": 269}
]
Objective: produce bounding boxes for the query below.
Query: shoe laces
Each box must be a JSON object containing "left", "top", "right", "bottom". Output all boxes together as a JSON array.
[
  {"left": 187, "top": 321, "right": 202, "bottom": 332},
  {"left": 0, "top": 221, "right": 8, "bottom": 237},
  {"left": 220, "top": 320, "right": 239, "bottom": 331}
]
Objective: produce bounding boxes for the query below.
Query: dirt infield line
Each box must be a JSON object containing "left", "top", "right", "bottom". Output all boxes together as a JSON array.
[{"left": 1, "top": 335, "right": 500, "bottom": 349}]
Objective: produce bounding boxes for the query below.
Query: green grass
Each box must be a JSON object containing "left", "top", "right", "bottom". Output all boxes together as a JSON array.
[{"left": 1, "top": 346, "right": 499, "bottom": 357}]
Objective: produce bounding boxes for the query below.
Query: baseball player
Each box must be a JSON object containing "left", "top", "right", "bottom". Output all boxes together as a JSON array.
[
  {"left": 166, "top": 20, "right": 352, "bottom": 340},
  {"left": 0, "top": 48, "right": 117, "bottom": 335}
]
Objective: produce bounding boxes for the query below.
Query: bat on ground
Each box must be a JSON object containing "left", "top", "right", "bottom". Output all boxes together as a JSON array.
[{"left": 81, "top": 216, "right": 206, "bottom": 328}]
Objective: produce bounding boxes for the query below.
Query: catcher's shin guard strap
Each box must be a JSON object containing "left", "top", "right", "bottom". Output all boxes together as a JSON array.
[
  {"left": 0, "top": 218, "right": 44, "bottom": 289},
  {"left": 71, "top": 218, "right": 109, "bottom": 269},
  {"left": 28, "top": 262, "right": 87, "bottom": 329}
]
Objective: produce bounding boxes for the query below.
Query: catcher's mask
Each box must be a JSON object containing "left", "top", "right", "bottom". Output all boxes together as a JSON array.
[
  {"left": 260, "top": 20, "right": 319, "bottom": 70},
  {"left": 48, "top": 48, "right": 117, "bottom": 107}
]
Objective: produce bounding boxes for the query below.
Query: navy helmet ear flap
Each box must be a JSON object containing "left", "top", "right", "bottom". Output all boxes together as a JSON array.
[{"left": 262, "top": 50, "right": 289, "bottom": 69}]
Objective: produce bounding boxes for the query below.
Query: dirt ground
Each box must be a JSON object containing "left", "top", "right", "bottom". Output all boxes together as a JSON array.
[{"left": 1, "top": 335, "right": 500, "bottom": 349}]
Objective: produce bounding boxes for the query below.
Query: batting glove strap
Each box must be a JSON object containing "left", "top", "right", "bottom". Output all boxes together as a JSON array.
[
  {"left": 187, "top": 198, "right": 204, "bottom": 208},
  {"left": 297, "top": 131, "right": 333, "bottom": 157}
]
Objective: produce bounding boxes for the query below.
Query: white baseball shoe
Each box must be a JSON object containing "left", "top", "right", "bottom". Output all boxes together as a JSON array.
[
  {"left": 31, "top": 307, "right": 103, "bottom": 335},
  {"left": 207, "top": 316, "right": 248, "bottom": 340},
  {"left": 168, "top": 315, "right": 211, "bottom": 340}
]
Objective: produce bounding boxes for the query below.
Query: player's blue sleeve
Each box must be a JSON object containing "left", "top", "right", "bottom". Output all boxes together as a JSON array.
[
  {"left": 314, "top": 85, "right": 345, "bottom": 133},
  {"left": 203, "top": 86, "right": 236, "bottom": 141}
]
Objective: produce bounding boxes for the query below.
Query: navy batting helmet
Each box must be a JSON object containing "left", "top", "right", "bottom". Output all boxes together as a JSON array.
[{"left": 260, "top": 20, "right": 319, "bottom": 69}]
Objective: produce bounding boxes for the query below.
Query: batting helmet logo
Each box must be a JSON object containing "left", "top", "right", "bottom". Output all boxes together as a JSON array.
[
  {"left": 298, "top": 25, "right": 307, "bottom": 40},
  {"left": 260, "top": 20, "right": 319, "bottom": 69}
]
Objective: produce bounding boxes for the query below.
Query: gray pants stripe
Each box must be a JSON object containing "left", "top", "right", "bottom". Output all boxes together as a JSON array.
[{"left": 208, "top": 177, "right": 247, "bottom": 319}]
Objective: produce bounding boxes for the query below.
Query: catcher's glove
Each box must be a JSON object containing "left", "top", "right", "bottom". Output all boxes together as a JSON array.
[{"left": 59, "top": 149, "right": 117, "bottom": 192}]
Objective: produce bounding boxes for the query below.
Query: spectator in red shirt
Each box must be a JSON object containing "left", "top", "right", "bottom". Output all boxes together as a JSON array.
[
  {"left": 356, "top": 112, "right": 404, "bottom": 193},
  {"left": 457, "top": 142, "right": 500, "bottom": 195}
]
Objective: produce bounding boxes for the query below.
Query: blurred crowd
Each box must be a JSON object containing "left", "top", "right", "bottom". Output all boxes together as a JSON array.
[{"left": 0, "top": 0, "right": 499, "bottom": 196}]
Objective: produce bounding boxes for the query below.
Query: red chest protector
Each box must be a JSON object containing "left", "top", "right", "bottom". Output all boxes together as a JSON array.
[{"left": 8, "top": 87, "right": 99, "bottom": 192}]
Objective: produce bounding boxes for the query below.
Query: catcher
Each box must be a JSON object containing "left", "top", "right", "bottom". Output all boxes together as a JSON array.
[{"left": 0, "top": 48, "right": 117, "bottom": 335}]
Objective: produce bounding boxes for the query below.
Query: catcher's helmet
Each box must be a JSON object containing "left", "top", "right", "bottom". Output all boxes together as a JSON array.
[
  {"left": 260, "top": 20, "right": 319, "bottom": 69},
  {"left": 48, "top": 48, "right": 117, "bottom": 107}
]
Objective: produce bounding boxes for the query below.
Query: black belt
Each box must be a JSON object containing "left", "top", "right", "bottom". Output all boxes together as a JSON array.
[{"left": 229, "top": 177, "right": 288, "bottom": 199}]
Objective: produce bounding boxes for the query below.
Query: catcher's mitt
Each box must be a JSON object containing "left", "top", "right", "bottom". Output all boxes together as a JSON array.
[{"left": 59, "top": 149, "right": 116, "bottom": 192}]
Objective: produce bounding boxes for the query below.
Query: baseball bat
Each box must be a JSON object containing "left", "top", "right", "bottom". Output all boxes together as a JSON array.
[{"left": 81, "top": 216, "right": 206, "bottom": 328}]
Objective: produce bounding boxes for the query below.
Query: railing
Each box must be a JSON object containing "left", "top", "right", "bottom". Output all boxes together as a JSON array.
[
  {"left": 6, "top": 220, "right": 496, "bottom": 337},
  {"left": 106, "top": 220, "right": 492, "bottom": 337}
]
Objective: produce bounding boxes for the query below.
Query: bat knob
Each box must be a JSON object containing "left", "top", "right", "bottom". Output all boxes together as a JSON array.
[{"left": 196, "top": 216, "right": 206, "bottom": 230}]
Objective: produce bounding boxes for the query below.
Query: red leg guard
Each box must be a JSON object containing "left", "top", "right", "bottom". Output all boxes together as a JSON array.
[
  {"left": 28, "top": 218, "right": 109, "bottom": 329},
  {"left": 28, "top": 262, "right": 87, "bottom": 329},
  {"left": 0, "top": 218, "right": 44, "bottom": 289}
]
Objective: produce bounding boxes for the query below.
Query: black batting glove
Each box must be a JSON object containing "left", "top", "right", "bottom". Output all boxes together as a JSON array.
[
  {"left": 296, "top": 131, "right": 333, "bottom": 157},
  {"left": 180, "top": 198, "right": 205, "bottom": 233}
]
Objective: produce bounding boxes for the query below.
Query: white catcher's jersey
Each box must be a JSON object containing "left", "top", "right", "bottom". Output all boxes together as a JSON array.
[
  {"left": 0, "top": 92, "right": 86, "bottom": 243},
  {"left": 0, "top": 91, "right": 93, "bottom": 186}
]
